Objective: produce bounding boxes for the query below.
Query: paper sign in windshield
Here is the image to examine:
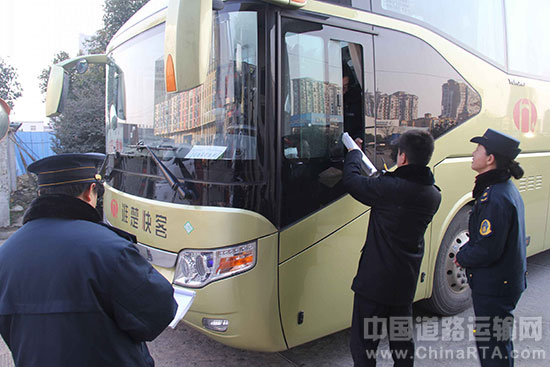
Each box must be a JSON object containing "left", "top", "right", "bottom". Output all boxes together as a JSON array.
[{"left": 184, "top": 145, "right": 227, "bottom": 160}]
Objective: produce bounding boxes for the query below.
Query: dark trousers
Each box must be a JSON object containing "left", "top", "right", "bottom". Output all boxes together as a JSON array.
[
  {"left": 350, "top": 293, "right": 414, "bottom": 367},
  {"left": 471, "top": 292, "right": 522, "bottom": 367}
]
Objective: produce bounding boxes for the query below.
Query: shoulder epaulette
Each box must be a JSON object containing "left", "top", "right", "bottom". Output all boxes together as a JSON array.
[{"left": 478, "top": 186, "right": 491, "bottom": 204}]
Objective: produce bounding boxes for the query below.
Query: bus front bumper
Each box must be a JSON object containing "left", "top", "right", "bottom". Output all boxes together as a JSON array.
[{"left": 148, "top": 233, "right": 287, "bottom": 352}]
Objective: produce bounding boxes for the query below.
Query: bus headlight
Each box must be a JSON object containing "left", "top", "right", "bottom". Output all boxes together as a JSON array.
[{"left": 173, "top": 241, "right": 257, "bottom": 288}]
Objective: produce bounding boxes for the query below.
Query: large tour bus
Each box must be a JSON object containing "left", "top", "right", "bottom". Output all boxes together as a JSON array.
[{"left": 45, "top": 0, "right": 550, "bottom": 352}]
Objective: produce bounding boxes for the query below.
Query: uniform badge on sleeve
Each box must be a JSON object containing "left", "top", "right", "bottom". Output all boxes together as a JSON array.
[{"left": 480, "top": 219, "right": 492, "bottom": 236}]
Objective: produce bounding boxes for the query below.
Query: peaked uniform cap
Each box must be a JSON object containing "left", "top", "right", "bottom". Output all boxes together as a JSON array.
[
  {"left": 28, "top": 153, "right": 106, "bottom": 188},
  {"left": 470, "top": 128, "right": 521, "bottom": 160}
]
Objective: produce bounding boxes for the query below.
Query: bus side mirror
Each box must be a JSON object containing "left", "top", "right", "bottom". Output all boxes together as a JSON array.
[
  {"left": 0, "top": 99, "right": 10, "bottom": 142},
  {"left": 164, "top": 0, "right": 213, "bottom": 92},
  {"left": 45, "top": 54, "right": 109, "bottom": 117},
  {"left": 45, "top": 65, "right": 69, "bottom": 117}
]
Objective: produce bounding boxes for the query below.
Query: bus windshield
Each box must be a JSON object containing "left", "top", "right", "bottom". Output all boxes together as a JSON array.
[
  {"left": 105, "top": 5, "right": 272, "bottom": 217},
  {"left": 106, "top": 10, "right": 258, "bottom": 161}
]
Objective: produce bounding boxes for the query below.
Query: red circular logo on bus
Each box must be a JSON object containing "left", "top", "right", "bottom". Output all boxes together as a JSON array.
[
  {"left": 111, "top": 199, "right": 119, "bottom": 218},
  {"left": 513, "top": 99, "right": 537, "bottom": 133}
]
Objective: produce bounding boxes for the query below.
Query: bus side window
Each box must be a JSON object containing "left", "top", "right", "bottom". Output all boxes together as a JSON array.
[{"left": 372, "top": 28, "right": 481, "bottom": 169}]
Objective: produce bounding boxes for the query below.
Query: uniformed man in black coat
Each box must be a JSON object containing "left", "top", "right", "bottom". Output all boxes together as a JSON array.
[
  {"left": 456, "top": 129, "right": 527, "bottom": 367},
  {"left": 343, "top": 129, "right": 441, "bottom": 366},
  {"left": 0, "top": 153, "right": 177, "bottom": 367}
]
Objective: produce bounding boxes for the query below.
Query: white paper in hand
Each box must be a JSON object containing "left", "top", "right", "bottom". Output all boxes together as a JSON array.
[
  {"left": 342, "top": 132, "right": 378, "bottom": 176},
  {"left": 342, "top": 132, "right": 359, "bottom": 151},
  {"left": 169, "top": 287, "right": 196, "bottom": 329}
]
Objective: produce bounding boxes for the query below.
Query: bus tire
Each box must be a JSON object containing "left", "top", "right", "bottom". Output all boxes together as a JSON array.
[{"left": 423, "top": 206, "right": 472, "bottom": 316}]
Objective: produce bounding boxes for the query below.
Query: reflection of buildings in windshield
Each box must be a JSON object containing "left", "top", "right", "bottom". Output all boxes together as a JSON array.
[
  {"left": 153, "top": 54, "right": 211, "bottom": 145},
  {"left": 151, "top": 59, "right": 257, "bottom": 157}
]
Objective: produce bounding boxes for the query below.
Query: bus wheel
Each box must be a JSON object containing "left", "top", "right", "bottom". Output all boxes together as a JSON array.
[{"left": 423, "top": 207, "right": 471, "bottom": 316}]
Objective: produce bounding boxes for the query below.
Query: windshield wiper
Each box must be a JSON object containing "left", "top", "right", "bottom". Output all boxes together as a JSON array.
[{"left": 129, "top": 141, "right": 195, "bottom": 200}]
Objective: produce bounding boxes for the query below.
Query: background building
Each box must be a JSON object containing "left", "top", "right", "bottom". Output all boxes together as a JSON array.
[{"left": 16, "top": 121, "right": 51, "bottom": 132}]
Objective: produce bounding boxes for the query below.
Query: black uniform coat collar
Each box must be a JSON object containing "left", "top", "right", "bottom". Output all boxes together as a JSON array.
[
  {"left": 472, "top": 169, "right": 511, "bottom": 199},
  {"left": 23, "top": 194, "right": 101, "bottom": 224},
  {"left": 385, "top": 164, "right": 436, "bottom": 186},
  {"left": 23, "top": 194, "right": 137, "bottom": 243}
]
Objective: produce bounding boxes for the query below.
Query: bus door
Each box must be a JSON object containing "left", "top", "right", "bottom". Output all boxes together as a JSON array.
[{"left": 277, "top": 16, "right": 375, "bottom": 348}]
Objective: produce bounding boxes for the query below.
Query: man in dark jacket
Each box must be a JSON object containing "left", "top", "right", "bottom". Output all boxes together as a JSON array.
[
  {"left": 343, "top": 129, "right": 441, "bottom": 366},
  {"left": 0, "top": 153, "right": 177, "bottom": 367},
  {"left": 456, "top": 129, "right": 526, "bottom": 367}
]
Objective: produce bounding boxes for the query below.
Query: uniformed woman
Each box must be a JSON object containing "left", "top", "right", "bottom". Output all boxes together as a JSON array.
[{"left": 456, "top": 129, "right": 527, "bottom": 367}]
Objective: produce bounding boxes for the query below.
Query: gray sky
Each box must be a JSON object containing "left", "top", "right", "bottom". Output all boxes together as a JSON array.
[{"left": 1, "top": 0, "right": 104, "bottom": 122}]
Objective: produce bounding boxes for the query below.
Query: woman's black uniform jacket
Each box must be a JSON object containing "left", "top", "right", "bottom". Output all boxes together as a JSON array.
[
  {"left": 456, "top": 171, "right": 527, "bottom": 296},
  {"left": 0, "top": 195, "right": 177, "bottom": 367},
  {"left": 343, "top": 150, "right": 441, "bottom": 305}
]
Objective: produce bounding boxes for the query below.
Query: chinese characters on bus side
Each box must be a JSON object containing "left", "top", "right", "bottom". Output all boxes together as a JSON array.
[{"left": 119, "top": 202, "right": 168, "bottom": 239}]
